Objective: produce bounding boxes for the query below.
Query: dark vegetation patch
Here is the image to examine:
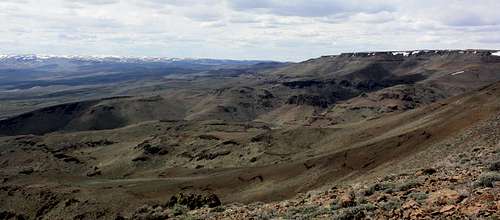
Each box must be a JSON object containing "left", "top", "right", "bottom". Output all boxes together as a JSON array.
[
  {"left": 135, "top": 140, "right": 169, "bottom": 156},
  {"left": 166, "top": 193, "right": 221, "bottom": 210},
  {"left": 198, "top": 134, "right": 220, "bottom": 140}
]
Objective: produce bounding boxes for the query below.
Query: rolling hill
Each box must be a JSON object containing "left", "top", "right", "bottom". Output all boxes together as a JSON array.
[{"left": 0, "top": 50, "right": 499, "bottom": 219}]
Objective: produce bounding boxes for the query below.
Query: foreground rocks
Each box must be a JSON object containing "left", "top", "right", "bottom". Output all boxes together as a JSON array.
[
  {"left": 184, "top": 136, "right": 500, "bottom": 219},
  {"left": 122, "top": 115, "right": 500, "bottom": 219}
]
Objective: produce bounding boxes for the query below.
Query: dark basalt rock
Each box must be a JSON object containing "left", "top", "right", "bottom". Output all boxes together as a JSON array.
[
  {"left": 135, "top": 141, "right": 169, "bottom": 156},
  {"left": 287, "top": 94, "right": 329, "bottom": 108},
  {"left": 421, "top": 168, "right": 437, "bottom": 175},
  {"left": 198, "top": 134, "right": 220, "bottom": 140},
  {"left": 83, "top": 140, "right": 115, "bottom": 147},
  {"left": 259, "top": 90, "right": 274, "bottom": 99},
  {"left": 251, "top": 133, "right": 272, "bottom": 143},
  {"left": 195, "top": 150, "right": 231, "bottom": 161},
  {"left": 0, "top": 209, "right": 27, "bottom": 220},
  {"left": 86, "top": 167, "right": 102, "bottom": 177},
  {"left": 143, "top": 145, "right": 161, "bottom": 155},
  {"left": 55, "top": 139, "right": 115, "bottom": 151},
  {"left": 489, "top": 160, "right": 500, "bottom": 171},
  {"left": 62, "top": 157, "right": 81, "bottom": 163},
  {"left": 132, "top": 156, "right": 149, "bottom": 162},
  {"left": 19, "top": 168, "right": 34, "bottom": 175},
  {"left": 221, "top": 140, "right": 239, "bottom": 145},
  {"left": 53, "top": 153, "right": 81, "bottom": 164},
  {"left": 282, "top": 80, "right": 325, "bottom": 89},
  {"left": 218, "top": 106, "right": 237, "bottom": 113}
]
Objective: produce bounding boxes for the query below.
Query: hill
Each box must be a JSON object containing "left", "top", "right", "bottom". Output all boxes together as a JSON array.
[{"left": 0, "top": 50, "right": 499, "bottom": 219}]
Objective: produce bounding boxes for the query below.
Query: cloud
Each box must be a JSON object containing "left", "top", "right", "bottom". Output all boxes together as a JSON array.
[
  {"left": 185, "top": 9, "right": 224, "bottom": 22},
  {"left": 350, "top": 11, "right": 396, "bottom": 24},
  {"left": 139, "top": 0, "right": 218, "bottom": 7},
  {"left": 71, "top": 0, "right": 120, "bottom": 5},
  {"left": 227, "top": 0, "right": 394, "bottom": 17},
  {"left": 0, "top": 0, "right": 499, "bottom": 61},
  {"left": 443, "top": 12, "right": 499, "bottom": 27}
]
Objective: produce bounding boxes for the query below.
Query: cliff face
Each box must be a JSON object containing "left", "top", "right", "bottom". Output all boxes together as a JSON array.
[{"left": 338, "top": 49, "right": 496, "bottom": 57}]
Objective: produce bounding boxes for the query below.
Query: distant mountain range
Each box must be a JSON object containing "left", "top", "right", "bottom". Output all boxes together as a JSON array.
[
  {"left": 0, "top": 54, "right": 272, "bottom": 66},
  {"left": 0, "top": 54, "right": 285, "bottom": 89}
]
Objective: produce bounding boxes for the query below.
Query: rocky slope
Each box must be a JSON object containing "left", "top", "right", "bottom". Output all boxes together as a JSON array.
[{"left": 0, "top": 50, "right": 499, "bottom": 219}]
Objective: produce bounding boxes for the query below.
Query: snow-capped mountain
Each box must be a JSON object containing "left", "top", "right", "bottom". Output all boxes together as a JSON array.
[
  {"left": 0, "top": 54, "right": 283, "bottom": 90},
  {"left": 0, "top": 54, "right": 269, "bottom": 67}
]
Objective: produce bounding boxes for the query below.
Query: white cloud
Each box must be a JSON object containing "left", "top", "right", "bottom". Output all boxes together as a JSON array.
[{"left": 0, "top": 0, "right": 499, "bottom": 61}]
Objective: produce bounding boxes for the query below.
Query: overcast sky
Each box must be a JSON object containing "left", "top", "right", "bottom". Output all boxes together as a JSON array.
[{"left": 1, "top": 0, "right": 499, "bottom": 61}]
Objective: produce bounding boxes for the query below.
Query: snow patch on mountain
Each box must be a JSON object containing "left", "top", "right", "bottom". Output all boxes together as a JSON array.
[
  {"left": 392, "top": 51, "right": 410, "bottom": 56},
  {"left": 451, "top": 71, "right": 465, "bottom": 76},
  {"left": 0, "top": 54, "right": 190, "bottom": 63}
]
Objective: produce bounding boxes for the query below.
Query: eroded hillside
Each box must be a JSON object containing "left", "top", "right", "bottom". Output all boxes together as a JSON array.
[{"left": 0, "top": 50, "right": 499, "bottom": 219}]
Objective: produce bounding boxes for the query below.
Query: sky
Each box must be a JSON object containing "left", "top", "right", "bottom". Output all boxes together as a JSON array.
[{"left": 0, "top": 0, "right": 499, "bottom": 61}]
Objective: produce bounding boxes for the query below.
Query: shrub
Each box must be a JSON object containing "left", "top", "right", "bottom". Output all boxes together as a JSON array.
[
  {"left": 460, "top": 158, "right": 471, "bottom": 164},
  {"left": 131, "top": 204, "right": 169, "bottom": 220},
  {"left": 332, "top": 204, "right": 376, "bottom": 220},
  {"left": 381, "top": 199, "right": 402, "bottom": 211},
  {"left": 358, "top": 203, "right": 376, "bottom": 211},
  {"left": 355, "top": 195, "right": 367, "bottom": 205},
  {"left": 474, "top": 172, "right": 500, "bottom": 188},
  {"left": 211, "top": 206, "right": 225, "bottom": 213},
  {"left": 304, "top": 207, "right": 329, "bottom": 219},
  {"left": 364, "top": 182, "right": 396, "bottom": 196},
  {"left": 396, "top": 180, "right": 420, "bottom": 191},
  {"left": 408, "top": 192, "right": 428, "bottom": 204},
  {"left": 284, "top": 206, "right": 327, "bottom": 219},
  {"left": 330, "top": 199, "right": 342, "bottom": 210},
  {"left": 488, "top": 160, "right": 500, "bottom": 171},
  {"left": 253, "top": 211, "right": 275, "bottom": 220},
  {"left": 172, "top": 205, "right": 187, "bottom": 216},
  {"left": 333, "top": 208, "right": 365, "bottom": 220},
  {"left": 166, "top": 193, "right": 221, "bottom": 210}
]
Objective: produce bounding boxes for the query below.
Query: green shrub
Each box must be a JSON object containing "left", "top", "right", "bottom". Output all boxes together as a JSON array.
[
  {"left": 488, "top": 160, "right": 500, "bottom": 171},
  {"left": 172, "top": 204, "right": 188, "bottom": 216},
  {"left": 284, "top": 206, "right": 327, "bottom": 219},
  {"left": 460, "top": 158, "right": 471, "bottom": 164},
  {"left": 396, "top": 180, "right": 420, "bottom": 191},
  {"left": 494, "top": 148, "right": 500, "bottom": 155},
  {"left": 355, "top": 195, "right": 367, "bottom": 205},
  {"left": 253, "top": 211, "right": 275, "bottom": 220},
  {"left": 358, "top": 203, "right": 376, "bottom": 211},
  {"left": 408, "top": 192, "right": 428, "bottom": 204},
  {"left": 474, "top": 172, "right": 500, "bottom": 187},
  {"left": 332, "top": 208, "right": 364, "bottom": 220},
  {"left": 330, "top": 199, "right": 342, "bottom": 210},
  {"left": 381, "top": 199, "right": 401, "bottom": 211},
  {"left": 211, "top": 206, "right": 225, "bottom": 213},
  {"left": 332, "top": 204, "right": 376, "bottom": 220},
  {"left": 364, "top": 182, "right": 396, "bottom": 196}
]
